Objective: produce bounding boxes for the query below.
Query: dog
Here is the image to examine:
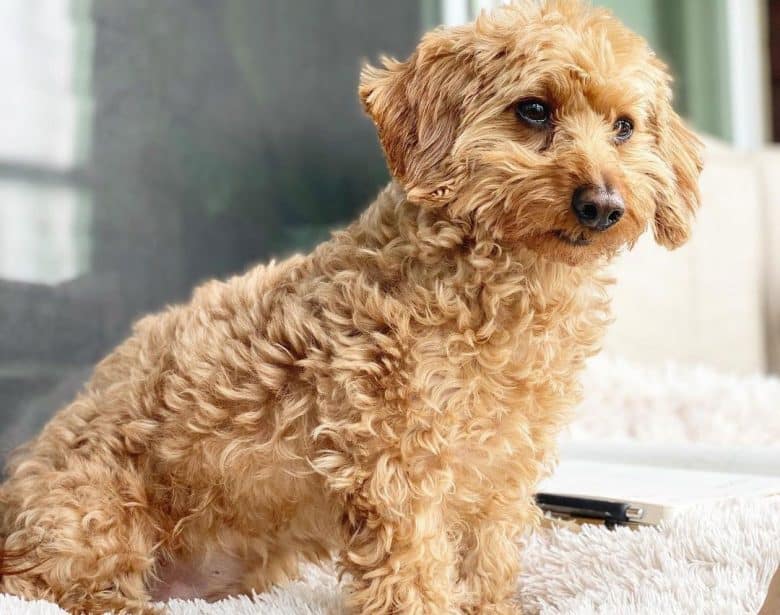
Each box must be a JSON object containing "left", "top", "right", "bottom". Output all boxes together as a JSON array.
[{"left": 0, "top": 1, "right": 702, "bottom": 613}]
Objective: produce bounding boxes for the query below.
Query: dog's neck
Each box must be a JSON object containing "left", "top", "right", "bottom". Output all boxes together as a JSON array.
[
  {"left": 330, "top": 181, "right": 611, "bottom": 333},
  {"left": 344, "top": 181, "right": 604, "bottom": 286}
]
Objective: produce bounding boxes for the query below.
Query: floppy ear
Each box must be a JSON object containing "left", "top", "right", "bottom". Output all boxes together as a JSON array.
[
  {"left": 651, "top": 84, "right": 704, "bottom": 249},
  {"left": 359, "top": 31, "right": 475, "bottom": 206}
]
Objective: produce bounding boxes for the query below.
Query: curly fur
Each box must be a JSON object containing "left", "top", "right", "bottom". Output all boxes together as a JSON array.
[{"left": 0, "top": 2, "right": 702, "bottom": 613}]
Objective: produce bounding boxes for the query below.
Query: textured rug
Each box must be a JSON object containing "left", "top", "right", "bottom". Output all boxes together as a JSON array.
[{"left": 3, "top": 356, "right": 779, "bottom": 614}]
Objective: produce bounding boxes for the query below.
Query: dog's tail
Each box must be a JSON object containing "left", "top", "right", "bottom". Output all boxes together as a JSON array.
[
  {"left": 1, "top": 480, "right": 45, "bottom": 579},
  {"left": 0, "top": 504, "right": 42, "bottom": 578},
  {"left": 0, "top": 539, "right": 41, "bottom": 577}
]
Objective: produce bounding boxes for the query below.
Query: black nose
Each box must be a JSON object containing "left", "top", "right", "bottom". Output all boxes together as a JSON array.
[{"left": 571, "top": 185, "right": 625, "bottom": 231}]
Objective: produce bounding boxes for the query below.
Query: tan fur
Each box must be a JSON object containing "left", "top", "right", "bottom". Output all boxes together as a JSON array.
[{"left": 0, "top": 2, "right": 702, "bottom": 613}]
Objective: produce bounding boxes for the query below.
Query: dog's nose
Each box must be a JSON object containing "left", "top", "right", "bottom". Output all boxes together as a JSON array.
[{"left": 571, "top": 185, "right": 625, "bottom": 231}]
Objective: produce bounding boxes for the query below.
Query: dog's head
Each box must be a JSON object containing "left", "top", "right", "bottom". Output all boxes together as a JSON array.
[{"left": 360, "top": 0, "right": 703, "bottom": 265}]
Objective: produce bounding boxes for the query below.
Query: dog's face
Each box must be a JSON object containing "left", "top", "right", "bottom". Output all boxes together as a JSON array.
[{"left": 360, "top": 0, "right": 703, "bottom": 265}]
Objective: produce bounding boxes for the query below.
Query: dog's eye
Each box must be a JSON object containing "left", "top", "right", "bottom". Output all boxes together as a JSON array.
[
  {"left": 614, "top": 117, "right": 633, "bottom": 143},
  {"left": 515, "top": 99, "right": 551, "bottom": 127}
]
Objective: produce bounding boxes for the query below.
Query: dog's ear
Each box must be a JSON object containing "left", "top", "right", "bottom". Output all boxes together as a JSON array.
[
  {"left": 359, "top": 31, "right": 475, "bottom": 206},
  {"left": 649, "top": 71, "right": 704, "bottom": 249}
]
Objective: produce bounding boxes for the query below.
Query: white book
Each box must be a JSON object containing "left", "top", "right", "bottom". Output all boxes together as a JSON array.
[{"left": 536, "top": 441, "right": 780, "bottom": 526}]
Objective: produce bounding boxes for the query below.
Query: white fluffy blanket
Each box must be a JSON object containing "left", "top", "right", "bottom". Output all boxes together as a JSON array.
[{"left": 3, "top": 356, "right": 780, "bottom": 614}]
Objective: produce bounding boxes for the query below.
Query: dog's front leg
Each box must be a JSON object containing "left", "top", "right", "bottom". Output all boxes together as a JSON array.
[
  {"left": 336, "top": 466, "right": 459, "bottom": 614},
  {"left": 458, "top": 495, "right": 534, "bottom": 614}
]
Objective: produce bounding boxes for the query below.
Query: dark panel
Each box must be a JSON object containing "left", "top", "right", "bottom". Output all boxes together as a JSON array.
[{"left": 770, "top": 0, "right": 780, "bottom": 141}]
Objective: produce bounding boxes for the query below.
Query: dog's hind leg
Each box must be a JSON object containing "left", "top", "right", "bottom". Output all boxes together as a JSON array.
[{"left": 0, "top": 462, "right": 161, "bottom": 614}]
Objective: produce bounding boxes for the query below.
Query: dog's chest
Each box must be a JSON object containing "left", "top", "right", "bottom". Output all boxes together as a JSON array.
[{"left": 411, "top": 274, "right": 610, "bottom": 496}]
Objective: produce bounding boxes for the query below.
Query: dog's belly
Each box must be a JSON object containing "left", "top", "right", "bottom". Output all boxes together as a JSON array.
[
  {"left": 149, "top": 550, "right": 248, "bottom": 602},
  {"left": 145, "top": 485, "right": 339, "bottom": 603}
]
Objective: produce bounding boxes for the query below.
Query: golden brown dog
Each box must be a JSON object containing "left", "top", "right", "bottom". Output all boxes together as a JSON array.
[{"left": 0, "top": 1, "right": 702, "bottom": 613}]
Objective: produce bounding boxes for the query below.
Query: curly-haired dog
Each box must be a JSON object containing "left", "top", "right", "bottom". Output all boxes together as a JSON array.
[{"left": 0, "top": 1, "right": 702, "bottom": 613}]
